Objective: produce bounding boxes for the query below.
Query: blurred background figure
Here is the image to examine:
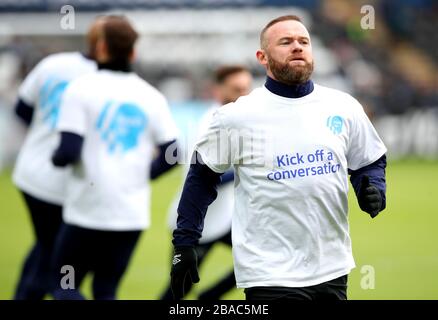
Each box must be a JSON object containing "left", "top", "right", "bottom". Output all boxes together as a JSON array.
[
  {"left": 11, "top": 17, "right": 102, "bottom": 300},
  {"left": 161, "top": 65, "right": 252, "bottom": 300},
  {"left": 50, "top": 15, "right": 179, "bottom": 300}
]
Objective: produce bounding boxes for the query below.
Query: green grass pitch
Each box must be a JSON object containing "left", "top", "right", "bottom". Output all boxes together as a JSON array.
[{"left": 1, "top": 159, "right": 437, "bottom": 299}]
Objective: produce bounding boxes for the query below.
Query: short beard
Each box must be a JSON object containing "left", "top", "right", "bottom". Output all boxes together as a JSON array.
[
  {"left": 221, "top": 97, "right": 234, "bottom": 105},
  {"left": 267, "top": 55, "right": 314, "bottom": 85}
]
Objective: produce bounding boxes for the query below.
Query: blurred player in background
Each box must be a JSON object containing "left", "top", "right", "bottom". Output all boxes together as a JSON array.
[
  {"left": 161, "top": 65, "right": 252, "bottom": 300},
  {"left": 11, "top": 17, "right": 104, "bottom": 300},
  {"left": 170, "top": 15, "right": 387, "bottom": 300},
  {"left": 50, "top": 15, "right": 179, "bottom": 300}
]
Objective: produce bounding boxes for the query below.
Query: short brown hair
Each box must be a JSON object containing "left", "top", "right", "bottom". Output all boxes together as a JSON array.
[
  {"left": 214, "top": 65, "right": 249, "bottom": 84},
  {"left": 260, "top": 15, "right": 303, "bottom": 49},
  {"left": 102, "top": 15, "right": 138, "bottom": 63}
]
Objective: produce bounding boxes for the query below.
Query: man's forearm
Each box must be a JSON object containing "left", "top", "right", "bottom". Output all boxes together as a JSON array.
[
  {"left": 350, "top": 154, "right": 387, "bottom": 211},
  {"left": 14, "top": 99, "right": 34, "bottom": 126},
  {"left": 150, "top": 140, "right": 179, "bottom": 180},
  {"left": 172, "top": 152, "right": 222, "bottom": 247},
  {"left": 52, "top": 132, "right": 84, "bottom": 167}
]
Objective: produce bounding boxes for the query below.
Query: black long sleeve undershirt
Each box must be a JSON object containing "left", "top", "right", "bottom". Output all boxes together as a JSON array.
[
  {"left": 150, "top": 139, "right": 179, "bottom": 180},
  {"left": 14, "top": 99, "right": 34, "bottom": 126},
  {"left": 51, "top": 132, "right": 84, "bottom": 167},
  {"left": 349, "top": 154, "right": 387, "bottom": 211},
  {"left": 172, "top": 152, "right": 222, "bottom": 247}
]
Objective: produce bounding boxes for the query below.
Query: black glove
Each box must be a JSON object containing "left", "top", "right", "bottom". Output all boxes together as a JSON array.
[
  {"left": 170, "top": 246, "right": 199, "bottom": 300},
  {"left": 358, "top": 175, "right": 382, "bottom": 218}
]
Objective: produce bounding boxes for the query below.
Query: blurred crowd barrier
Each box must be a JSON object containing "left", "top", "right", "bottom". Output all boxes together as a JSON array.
[{"left": 375, "top": 109, "right": 438, "bottom": 159}]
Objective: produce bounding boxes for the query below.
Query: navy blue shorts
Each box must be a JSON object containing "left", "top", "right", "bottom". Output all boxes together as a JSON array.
[{"left": 244, "top": 275, "right": 348, "bottom": 300}]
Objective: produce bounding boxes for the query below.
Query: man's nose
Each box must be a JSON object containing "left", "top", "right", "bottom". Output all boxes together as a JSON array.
[{"left": 291, "top": 40, "right": 303, "bottom": 53}]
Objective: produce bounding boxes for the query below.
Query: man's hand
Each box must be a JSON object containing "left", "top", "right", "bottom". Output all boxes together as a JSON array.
[
  {"left": 170, "top": 246, "right": 199, "bottom": 300},
  {"left": 358, "top": 175, "right": 383, "bottom": 218}
]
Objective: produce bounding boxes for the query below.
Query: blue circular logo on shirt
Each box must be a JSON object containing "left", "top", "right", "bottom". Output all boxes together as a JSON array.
[{"left": 327, "top": 115, "right": 344, "bottom": 135}]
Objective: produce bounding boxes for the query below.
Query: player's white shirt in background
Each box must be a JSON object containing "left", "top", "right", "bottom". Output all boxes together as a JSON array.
[
  {"left": 13, "top": 52, "right": 96, "bottom": 205},
  {"left": 57, "top": 70, "right": 178, "bottom": 231},
  {"left": 168, "top": 104, "right": 233, "bottom": 244},
  {"left": 195, "top": 84, "right": 387, "bottom": 288}
]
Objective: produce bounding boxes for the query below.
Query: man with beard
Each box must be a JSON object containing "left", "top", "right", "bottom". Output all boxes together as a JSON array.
[{"left": 170, "top": 15, "right": 387, "bottom": 300}]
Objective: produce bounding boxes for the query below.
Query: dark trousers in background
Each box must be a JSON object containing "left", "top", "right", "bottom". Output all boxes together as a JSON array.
[
  {"left": 14, "top": 192, "right": 63, "bottom": 300},
  {"left": 245, "top": 275, "right": 348, "bottom": 300},
  {"left": 50, "top": 223, "right": 141, "bottom": 300},
  {"left": 161, "top": 230, "right": 236, "bottom": 300}
]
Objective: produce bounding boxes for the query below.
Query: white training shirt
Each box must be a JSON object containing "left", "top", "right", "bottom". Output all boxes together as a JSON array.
[
  {"left": 168, "top": 105, "right": 233, "bottom": 244},
  {"left": 195, "top": 84, "right": 387, "bottom": 288},
  {"left": 13, "top": 52, "right": 96, "bottom": 204},
  {"left": 57, "top": 69, "right": 178, "bottom": 231}
]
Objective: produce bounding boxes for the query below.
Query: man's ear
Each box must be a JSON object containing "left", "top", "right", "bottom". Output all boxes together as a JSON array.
[
  {"left": 256, "top": 49, "right": 268, "bottom": 67},
  {"left": 211, "top": 85, "right": 222, "bottom": 103},
  {"left": 129, "top": 48, "right": 136, "bottom": 62},
  {"left": 96, "top": 38, "right": 108, "bottom": 62}
]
